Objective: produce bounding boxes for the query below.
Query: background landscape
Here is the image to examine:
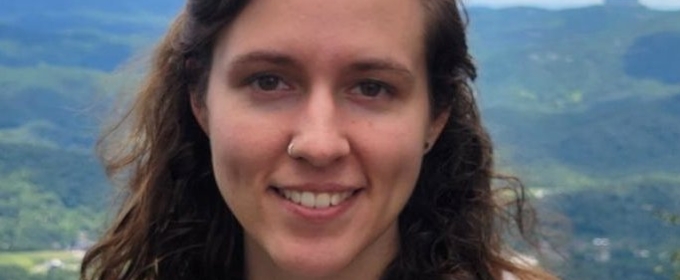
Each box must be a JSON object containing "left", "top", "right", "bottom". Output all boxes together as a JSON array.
[{"left": 0, "top": 0, "right": 678, "bottom": 279}]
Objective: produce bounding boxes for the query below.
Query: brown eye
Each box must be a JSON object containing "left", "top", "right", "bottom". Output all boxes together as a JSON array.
[
  {"left": 250, "top": 74, "right": 291, "bottom": 91},
  {"left": 256, "top": 75, "right": 280, "bottom": 91},
  {"left": 350, "top": 80, "right": 392, "bottom": 98},
  {"left": 359, "top": 82, "right": 383, "bottom": 97}
]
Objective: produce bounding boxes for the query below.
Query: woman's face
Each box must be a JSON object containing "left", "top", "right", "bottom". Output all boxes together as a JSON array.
[{"left": 192, "top": 0, "right": 447, "bottom": 277}]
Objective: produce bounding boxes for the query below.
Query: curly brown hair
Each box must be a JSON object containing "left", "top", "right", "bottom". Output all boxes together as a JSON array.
[{"left": 81, "top": 0, "right": 558, "bottom": 279}]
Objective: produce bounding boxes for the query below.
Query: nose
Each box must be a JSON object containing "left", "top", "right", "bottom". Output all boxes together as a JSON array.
[{"left": 288, "top": 87, "right": 350, "bottom": 167}]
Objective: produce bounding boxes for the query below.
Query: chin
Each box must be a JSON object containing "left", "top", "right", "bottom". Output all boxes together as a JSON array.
[{"left": 270, "top": 243, "right": 356, "bottom": 278}]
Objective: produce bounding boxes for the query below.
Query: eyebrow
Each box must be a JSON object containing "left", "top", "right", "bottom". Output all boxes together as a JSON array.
[
  {"left": 227, "top": 50, "right": 415, "bottom": 80},
  {"left": 228, "top": 50, "right": 301, "bottom": 69},
  {"left": 349, "top": 58, "right": 415, "bottom": 81}
]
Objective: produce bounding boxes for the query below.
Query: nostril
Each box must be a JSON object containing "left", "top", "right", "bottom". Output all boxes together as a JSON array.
[{"left": 285, "top": 137, "right": 350, "bottom": 167}]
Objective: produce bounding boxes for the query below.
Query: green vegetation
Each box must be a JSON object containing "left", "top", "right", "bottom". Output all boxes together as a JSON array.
[
  {"left": 0, "top": 267, "right": 76, "bottom": 280},
  {"left": 0, "top": 65, "right": 108, "bottom": 98},
  {"left": 0, "top": 251, "right": 81, "bottom": 280},
  {"left": 0, "top": 2, "right": 678, "bottom": 279},
  {"left": 470, "top": 6, "right": 680, "bottom": 112},
  {"left": 654, "top": 212, "right": 680, "bottom": 279},
  {"left": 0, "top": 171, "right": 105, "bottom": 251},
  {"left": 0, "top": 251, "right": 82, "bottom": 272}
]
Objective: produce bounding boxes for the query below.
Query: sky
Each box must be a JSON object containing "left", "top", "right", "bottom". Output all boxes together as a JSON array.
[{"left": 464, "top": 0, "right": 680, "bottom": 10}]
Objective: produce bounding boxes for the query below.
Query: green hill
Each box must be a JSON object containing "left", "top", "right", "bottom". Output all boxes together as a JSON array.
[
  {"left": 469, "top": 6, "right": 680, "bottom": 190},
  {"left": 467, "top": 6, "right": 680, "bottom": 279},
  {"left": 470, "top": 6, "right": 680, "bottom": 111}
]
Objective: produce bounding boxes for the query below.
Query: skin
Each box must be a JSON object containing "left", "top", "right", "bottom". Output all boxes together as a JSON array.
[{"left": 191, "top": 0, "right": 449, "bottom": 279}]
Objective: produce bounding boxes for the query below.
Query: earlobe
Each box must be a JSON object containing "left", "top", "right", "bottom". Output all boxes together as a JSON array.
[
  {"left": 190, "top": 93, "right": 209, "bottom": 135},
  {"left": 425, "top": 111, "right": 450, "bottom": 153}
]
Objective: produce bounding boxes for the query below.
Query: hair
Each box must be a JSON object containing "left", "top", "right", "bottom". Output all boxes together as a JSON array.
[{"left": 81, "top": 0, "right": 558, "bottom": 279}]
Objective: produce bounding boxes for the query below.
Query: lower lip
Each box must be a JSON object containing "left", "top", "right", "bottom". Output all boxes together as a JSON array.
[{"left": 269, "top": 188, "right": 360, "bottom": 222}]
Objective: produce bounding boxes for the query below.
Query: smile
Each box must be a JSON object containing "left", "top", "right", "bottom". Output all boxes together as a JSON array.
[{"left": 274, "top": 188, "right": 358, "bottom": 209}]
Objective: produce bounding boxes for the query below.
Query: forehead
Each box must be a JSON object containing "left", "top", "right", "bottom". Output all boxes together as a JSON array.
[{"left": 214, "top": 0, "right": 427, "bottom": 71}]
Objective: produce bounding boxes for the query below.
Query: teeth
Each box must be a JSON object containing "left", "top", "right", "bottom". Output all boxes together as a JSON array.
[
  {"left": 279, "top": 189, "right": 355, "bottom": 209},
  {"left": 316, "top": 193, "right": 330, "bottom": 208},
  {"left": 330, "top": 193, "right": 342, "bottom": 205},
  {"left": 300, "top": 192, "right": 315, "bottom": 208},
  {"left": 291, "top": 191, "right": 301, "bottom": 203}
]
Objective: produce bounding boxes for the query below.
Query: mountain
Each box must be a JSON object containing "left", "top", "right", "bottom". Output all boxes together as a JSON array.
[
  {"left": 469, "top": 6, "right": 680, "bottom": 110},
  {"left": 468, "top": 6, "right": 680, "bottom": 187},
  {"left": 467, "top": 6, "right": 680, "bottom": 278}
]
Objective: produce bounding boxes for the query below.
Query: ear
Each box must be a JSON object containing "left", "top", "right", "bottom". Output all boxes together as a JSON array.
[
  {"left": 425, "top": 110, "right": 449, "bottom": 153},
  {"left": 190, "top": 93, "right": 209, "bottom": 135}
]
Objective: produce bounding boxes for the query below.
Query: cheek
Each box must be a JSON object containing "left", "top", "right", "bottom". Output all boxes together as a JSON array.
[
  {"left": 208, "top": 122, "right": 250, "bottom": 204},
  {"left": 356, "top": 116, "right": 428, "bottom": 196},
  {"left": 205, "top": 107, "right": 285, "bottom": 199}
]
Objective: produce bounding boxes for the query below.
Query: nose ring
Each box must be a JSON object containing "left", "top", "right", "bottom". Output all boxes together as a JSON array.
[{"left": 287, "top": 142, "right": 295, "bottom": 157}]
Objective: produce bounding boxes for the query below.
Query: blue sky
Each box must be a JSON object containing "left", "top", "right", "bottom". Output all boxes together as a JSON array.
[{"left": 464, "top": 0, "right": 680, "bottom": 10}]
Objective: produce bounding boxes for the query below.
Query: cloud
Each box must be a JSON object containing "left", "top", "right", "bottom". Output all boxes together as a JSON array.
[{"left": 640, "top": 0, "right": 680, "bottom": 9}]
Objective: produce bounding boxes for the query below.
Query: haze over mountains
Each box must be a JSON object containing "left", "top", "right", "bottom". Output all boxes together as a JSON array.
[
  {"left": 0, "top": 1, "right": 678, "bottom": 279},
  {"left": 469, "top": 3, "right": 680, "bottom": 181}
]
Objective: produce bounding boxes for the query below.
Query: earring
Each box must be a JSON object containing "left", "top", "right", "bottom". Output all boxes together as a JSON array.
[{"left": 424, "top": 142, "right": 430, "bottom": 150}]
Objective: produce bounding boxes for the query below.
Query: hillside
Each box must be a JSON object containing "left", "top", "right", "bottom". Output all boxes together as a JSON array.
[
  {"left": 468, "top": 6, "right": 680, "bottom": 189},
  {"left": 470, "top": 6, "right": 680, "bottom": 110},
  {"left": 469, "top": 6, "right": 680, "bottom": 278},
  {"left": 0, "top": 2, "right": 678, "bottom": 279}
]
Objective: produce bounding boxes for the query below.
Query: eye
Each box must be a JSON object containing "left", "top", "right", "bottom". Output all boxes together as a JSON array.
[
  {"left": 248, "top": 74, "right": 292, "bottom": 92},
  {"left": 350, "top": 80, "right": 393, "bottom": 98}
]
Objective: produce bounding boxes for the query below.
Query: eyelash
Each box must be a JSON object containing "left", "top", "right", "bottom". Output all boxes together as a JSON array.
[
  {"left": 242, "top": 73, "right": 396, "bottom": 100},
  {"left": 245, "top": 73, "right": 293, "bottom": 92},
  {"left": 349, "top": 80, "right": 395, "bottom": 99}
]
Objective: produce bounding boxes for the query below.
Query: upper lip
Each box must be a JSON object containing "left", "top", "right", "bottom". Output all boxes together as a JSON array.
[{"left": 272, "top": 183, "right": 363, "bottom": 192}]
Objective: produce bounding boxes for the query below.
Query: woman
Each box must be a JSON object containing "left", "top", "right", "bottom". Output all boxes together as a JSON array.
[{"left": 82, "top": 0, "right": 558, "bottom": 279}]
